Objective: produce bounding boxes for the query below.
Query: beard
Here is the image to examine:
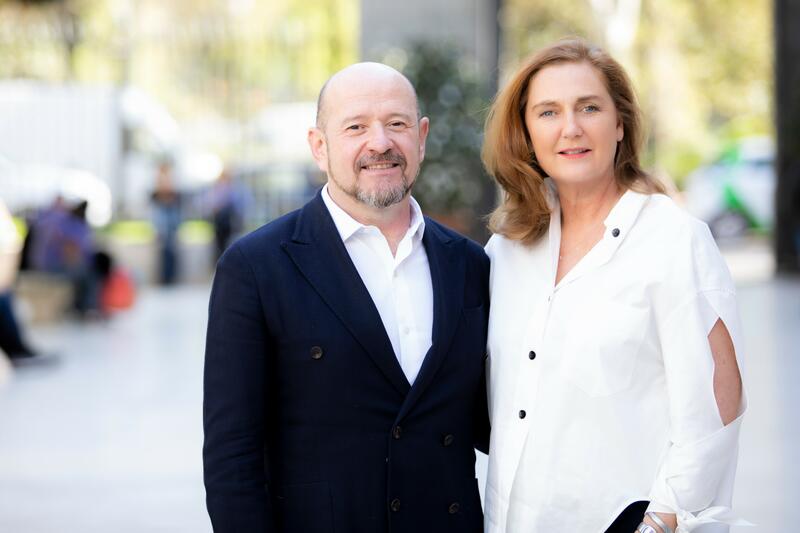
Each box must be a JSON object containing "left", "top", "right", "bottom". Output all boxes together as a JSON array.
[{"left": 329, "top": 149, "right": 416, "bottom": 209}]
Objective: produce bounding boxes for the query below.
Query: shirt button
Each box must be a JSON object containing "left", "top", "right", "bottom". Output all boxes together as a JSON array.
[
  {"left": 442, "top": 434, "right": 454, "bottom": 447},
  {"left": 390, "top": 498, "right": 401, "bottom": 512},
  {"left": 392, "top": 426, "right": 402, "bottom": 439},
  {"left": 448, "top": 502, "right": 460, "bottom": 514},
  {"left": 310, "top": 346, "right": 323, "bottom": 360},
  {"left": 528, "top": 350, "right": 536, "bottom": 360},
  {"left": 519, "top": 410, "right": 526, "bottom": 419},
  {"left": 612, "top": 227, "right": 621, "bottom": 237}
]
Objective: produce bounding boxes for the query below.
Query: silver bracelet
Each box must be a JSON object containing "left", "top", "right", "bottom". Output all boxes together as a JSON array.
[
  {"left": 637, "top": 523, "right": 657, "bottom": 533},
  {"left": 645, "top": 511, "right": 675, "bottom": 533}
]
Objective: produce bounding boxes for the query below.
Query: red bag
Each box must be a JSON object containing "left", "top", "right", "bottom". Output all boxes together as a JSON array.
[{"left": 101, "top": 268, "right": 136, "bottom": 311}]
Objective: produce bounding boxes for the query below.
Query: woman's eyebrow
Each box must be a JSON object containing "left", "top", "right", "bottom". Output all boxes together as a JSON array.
[{"left": 531, "top": 95, "right": 602, "bottom": 109}]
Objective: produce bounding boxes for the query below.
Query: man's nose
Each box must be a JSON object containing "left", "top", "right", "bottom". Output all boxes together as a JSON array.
[
  {"left": 365, "top": 125, "right": 393, "bottom": 152},
  {"left": 562, "top": 112, "right": 583, "bottom": 138}
]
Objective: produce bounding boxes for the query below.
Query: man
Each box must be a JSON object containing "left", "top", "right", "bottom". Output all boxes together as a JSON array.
[{"left": 203, "top": 62, "right": 489, "bottom": 533}]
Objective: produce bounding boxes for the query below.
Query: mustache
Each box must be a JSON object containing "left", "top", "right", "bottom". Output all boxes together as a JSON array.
[{"left": 357, "top": 152, "right": 406, "bottom": 168}]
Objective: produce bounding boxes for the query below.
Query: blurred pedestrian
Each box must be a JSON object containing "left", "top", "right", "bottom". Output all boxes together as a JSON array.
[
  {"left": 0, "top": 198, "right": 39, "bottom": 359},
  {"left": 206, "top": 168, "right": 247, "bottom": 261},
  {"left": 27, "top": 195, "right": 69, "bottom": 273},
  {"left": 150, "top": 163, "right": 182, "bottom": 285},
  {"left": 28, "top": 198, "right": 108, "bottom": 317}
]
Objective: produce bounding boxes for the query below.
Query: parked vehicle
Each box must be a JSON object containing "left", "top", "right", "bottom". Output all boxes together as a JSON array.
[
  {"left": 684, "top": 136, "right": 775, "bottom": 239},
  {"left": 0, "top": 155, "right": 112, "bottom": 227},
  {"left": 0, "top": 80, "right": 221, "bottom": 220}
]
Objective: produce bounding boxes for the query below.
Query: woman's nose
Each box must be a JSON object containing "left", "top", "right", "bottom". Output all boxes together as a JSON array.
[{"left": 562, "top": 113, "right": 583, "bottom": 138}]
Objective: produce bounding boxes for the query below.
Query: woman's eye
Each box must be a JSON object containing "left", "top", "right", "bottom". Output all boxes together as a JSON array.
[
  {"left": 583, "top": 105, "right": 600, "bottom": 113},
  {"left": 539, "top": 110, "right": 555, "bottom": 118}
]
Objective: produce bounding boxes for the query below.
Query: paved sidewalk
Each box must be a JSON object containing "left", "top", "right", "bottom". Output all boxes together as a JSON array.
[
  {"left": 0, "top": 286, "right": 212, "bottom": 533},
  {"left": 0, "top": 271, "right": 798, "bottom": 532}
]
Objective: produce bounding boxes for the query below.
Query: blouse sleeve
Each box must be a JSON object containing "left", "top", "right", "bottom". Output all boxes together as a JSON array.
[{"left": 646, "top": 220, "right": 749, "bottom": 532}]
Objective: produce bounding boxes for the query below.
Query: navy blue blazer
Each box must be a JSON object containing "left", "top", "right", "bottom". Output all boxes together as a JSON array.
[{"left": 203, "top": 191, "right": 490, "bottom": 533}]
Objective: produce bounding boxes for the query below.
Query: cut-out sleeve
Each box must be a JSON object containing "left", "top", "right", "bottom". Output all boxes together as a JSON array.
[{"left": 647, "top": 221, "right": 748, "bottom": 532}]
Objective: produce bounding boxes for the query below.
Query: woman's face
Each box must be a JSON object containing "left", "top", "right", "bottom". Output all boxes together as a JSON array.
[{"left": 524, "top": 61, "right": 623, "bottom": 188}]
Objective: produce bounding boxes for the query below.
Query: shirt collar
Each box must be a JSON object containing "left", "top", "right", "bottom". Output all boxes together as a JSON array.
[
  {"left": 602, "top": 188, "right": 650, "bottom": 239},
  {"left": 546, "top": 179, "right": 650, "bottom": 236},
  {"left": 321, "top": 183, "right": 426, "bottom": 243}
]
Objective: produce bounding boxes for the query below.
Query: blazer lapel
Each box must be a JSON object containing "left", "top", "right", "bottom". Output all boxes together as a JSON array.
[
  {"left": 398, "top": 220, "right": 465, "bottom": 419},
  {"left": 281, "top": 193, "right": 411, "bottom": 397}
]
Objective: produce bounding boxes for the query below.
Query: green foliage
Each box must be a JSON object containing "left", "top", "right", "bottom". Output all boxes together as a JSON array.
[
  {"left": 398, "top": 42, "right": 490, "bottom": 213},
  {"left": 0, "top": 0, "right": 358, "bottom": 119}
]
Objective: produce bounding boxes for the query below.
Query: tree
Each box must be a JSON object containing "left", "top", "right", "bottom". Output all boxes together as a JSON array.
[{"left": 397, "top": 42, "right": 491, "bottom": 237}]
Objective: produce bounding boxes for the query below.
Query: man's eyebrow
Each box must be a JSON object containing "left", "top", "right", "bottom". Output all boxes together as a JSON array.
[
  {"left": 339, "top": 114, "right": 367, "bottom": 125},
  {"left": 338, "top": 112, "right": 417, "bottom": 125},
  {"left": 388, "top": 112, "right": 415, "bottom": 122},
  {"left": 531, "top": 95, "right": 603, "bottom": 109}
]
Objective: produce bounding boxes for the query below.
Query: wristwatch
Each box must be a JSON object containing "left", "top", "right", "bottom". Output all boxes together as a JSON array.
[{"left": 637, "top": 524, "right": 657, "bottom": 533}]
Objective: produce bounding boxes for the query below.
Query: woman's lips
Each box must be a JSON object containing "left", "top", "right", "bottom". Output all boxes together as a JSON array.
[{"left": 558, "top": 148, "right": 591, "bottom": 159}]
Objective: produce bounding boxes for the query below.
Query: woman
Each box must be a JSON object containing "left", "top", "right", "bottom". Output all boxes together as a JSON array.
[{"left": 482, "top": 38, "right": 746, "bottom": 533}]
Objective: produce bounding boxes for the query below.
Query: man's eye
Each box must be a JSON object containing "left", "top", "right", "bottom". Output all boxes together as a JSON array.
[
  {"left": 539, "top": 110, "right": 555, "bottom": 118},
  {"left": 583, "top": 105, "right": 600, "bottom": 113},
  {"left": 346, "top": 124, "right": 363, "bottom": 131},
  {"left": 389, "top": 121, "right": 406, "bottom": 128}
]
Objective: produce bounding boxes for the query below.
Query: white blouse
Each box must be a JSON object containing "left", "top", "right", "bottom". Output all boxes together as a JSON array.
[{"left": 483, "top": 186, "right": 747, "bottom": 533}]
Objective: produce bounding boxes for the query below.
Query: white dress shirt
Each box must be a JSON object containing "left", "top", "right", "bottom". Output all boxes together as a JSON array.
[
  {"left": 483, "top": 182, "right": 747, "bottom": 533},
  {"left": 321, "top": 185, "right": 433, "bottom": 385}
]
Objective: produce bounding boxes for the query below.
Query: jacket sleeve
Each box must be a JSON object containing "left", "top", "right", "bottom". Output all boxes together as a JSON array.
[
  {"left": 203, "top": 244, "right": 275, "bottom": 532},
  {"left": 647, "top": 222, "right": 748, "bottom": 532},
  {"left": 473, "top": 247, "right": 492, "bottom": 455}
]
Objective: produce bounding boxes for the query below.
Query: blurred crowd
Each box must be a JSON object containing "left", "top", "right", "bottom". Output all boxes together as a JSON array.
[{"left": 0, "top": 164, "right": 252, "bottom": 369}]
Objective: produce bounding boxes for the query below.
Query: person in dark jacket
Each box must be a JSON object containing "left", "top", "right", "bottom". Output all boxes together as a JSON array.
[{"left": 203, "top": 62, "right": 490, "bottom": 533}]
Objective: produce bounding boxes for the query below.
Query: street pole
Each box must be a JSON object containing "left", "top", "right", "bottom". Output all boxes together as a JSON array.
[{"left": 774, "top": 0, "right": 800, "bottom": 273}]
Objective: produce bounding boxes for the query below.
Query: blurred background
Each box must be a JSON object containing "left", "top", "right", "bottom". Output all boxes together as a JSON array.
[{"left": 0, "top": 0, "right": 797, "bottom": 531}]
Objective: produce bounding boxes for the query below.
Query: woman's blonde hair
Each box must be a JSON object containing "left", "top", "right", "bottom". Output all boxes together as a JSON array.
[{"left": 483, "top": 37, "right": 664, "bottom": 244}]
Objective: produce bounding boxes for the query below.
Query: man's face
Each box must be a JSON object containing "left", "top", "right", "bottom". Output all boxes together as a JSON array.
[{"left": 308, "top": 67, "right": 429, "bottom": 210}]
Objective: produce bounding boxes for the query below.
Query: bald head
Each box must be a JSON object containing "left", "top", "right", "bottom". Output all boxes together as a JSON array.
[{"left": 315, "top": 62, "right": 420, "bottom": 130}]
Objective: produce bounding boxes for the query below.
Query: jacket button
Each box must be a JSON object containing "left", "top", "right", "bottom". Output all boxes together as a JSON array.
[
  {"left": 519, "top": 410, "right": 526, "bottom": 419},
  {"left": 528, "top": 350, "right": 536, "bottom": 360},
  {"left": 442, "top": 434, "right": 454, "bottom": 447},
  {"left": 390, "top": 498, "right": 401, "bottom": 512},
  {"left": 310, "top": 346, "right": 323, "bottom": 359},
  {"left": 392, "top": 426, "right": 402, "bottom": 439},
  {"left": 612, "top": 227, "right": 620, "bottom": 237},
  {"left": 448, "top": 502, "right": 460, "bottom": 514}
]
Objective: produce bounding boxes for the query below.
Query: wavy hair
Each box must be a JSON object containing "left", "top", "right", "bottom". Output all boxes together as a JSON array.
[{"left": 483, "top": 37, "right": 664, "bottom": 244}]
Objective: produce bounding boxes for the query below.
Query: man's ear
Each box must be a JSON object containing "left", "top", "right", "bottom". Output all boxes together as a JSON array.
[
  {"left": 418, "top": 116, "right": 430, "bottom": 161},
  {"left": 308, "top": 127, "right": 329, "bottom": 172}
]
